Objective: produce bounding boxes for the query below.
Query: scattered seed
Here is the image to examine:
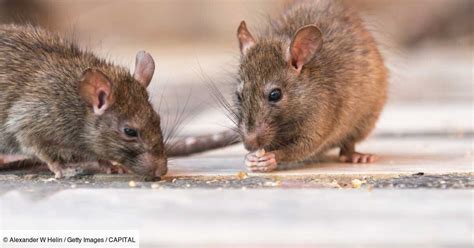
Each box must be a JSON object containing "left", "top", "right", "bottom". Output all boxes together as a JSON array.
[
  {"left": 351, "top": 179, "right": 364, "bottom": 189},
  {"left": 236, "top": 171, "right": 248, "bottom": 180},
  {"left": 264, "top": 181, "right": 280, "bottom": 187}
]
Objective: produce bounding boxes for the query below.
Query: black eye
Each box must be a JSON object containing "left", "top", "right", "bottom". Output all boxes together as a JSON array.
[
  {"left": 268, "top": 88, "right": 282, "bottom": 102},
  {"left": 236, "top": 93, "right": 242, "bottom": 102},
  {"left": 123, "top": 127, "right": 138, "bottom": 138}
]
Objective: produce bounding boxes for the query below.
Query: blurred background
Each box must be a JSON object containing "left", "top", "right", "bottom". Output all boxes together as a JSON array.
[{"left": 0, "top": 0, "right": 472, "bottom": 135}]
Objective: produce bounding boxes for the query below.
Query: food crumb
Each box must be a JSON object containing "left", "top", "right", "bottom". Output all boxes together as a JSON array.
[
  {"left": 236, "top": 171, "right": 248, "bottom": 180},
  {"left": 256, "top": 149, "right": 266, "bottom": 157},
  {"left": 264, "top": 181, "right": 281, "bottom": 187},
  {"left": 128, "top": 180, "right": 137, "bottom": 188},
  {"left": 351, "top": 179, "right": 365, "bottom": 189},
  {"left": 151, "top": 183, "right": 160, "bottom": 189}
]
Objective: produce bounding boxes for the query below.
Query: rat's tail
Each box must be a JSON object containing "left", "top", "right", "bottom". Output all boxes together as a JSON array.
[{"left": 166, "top": 130, "right": 241, "bottom": 157}]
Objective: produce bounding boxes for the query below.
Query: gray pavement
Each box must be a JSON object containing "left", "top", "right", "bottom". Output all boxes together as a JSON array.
[{"left": 1, "top": 189, "right": 472, "bottom": 247}]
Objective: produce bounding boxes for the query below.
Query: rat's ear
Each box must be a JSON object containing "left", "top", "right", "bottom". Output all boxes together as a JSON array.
[
  {"left": 237, "top": 21, "right": 256, "bottom": 56},
  {"left": 79, "top": 68, "right": 114, "bottom": 116},
  {"left": 287, "top": 25, "right": 323, "bottom": 73},
  {"left": 133, "top": 51, "right": 155, "bottom": 88}
]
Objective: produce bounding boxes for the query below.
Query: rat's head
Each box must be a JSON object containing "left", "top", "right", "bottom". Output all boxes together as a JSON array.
[
  {"left": 235, "top": 21, "right": 323, "bottom": 151},
  {"left": 78, "top": 51, "right": 167, "bottom": 178}
]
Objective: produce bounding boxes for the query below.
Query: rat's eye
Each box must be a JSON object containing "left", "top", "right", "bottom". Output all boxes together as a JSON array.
[
  {"left": 268, "top": 88, "right": 282, "bottom": 102},
  {"left": 123, "top": 127, "right": 139, "bottom": 138},
  {"left": 236, "top": 93, "right": 242, "bottom": 102}
]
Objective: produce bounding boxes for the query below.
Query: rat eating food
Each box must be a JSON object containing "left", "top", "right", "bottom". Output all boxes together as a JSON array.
[
  {"left": 0, "top": 24, "right": 167, "bottom": 179},
  {"left": 235, "top": 0, "right": 388, "bottom": 172}
]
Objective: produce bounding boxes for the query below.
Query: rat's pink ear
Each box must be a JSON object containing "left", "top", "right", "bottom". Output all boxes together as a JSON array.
[
  {"left": 288, "top": 25, "right": 323, "bottom": 73},
  {"left": 79, "top": 68, "right": 114, "bottom": 116},
  {"left": 237, "top": 21, "right": 256, "bottom": 56},
  {"left": 133, "top": 51, "right": 155, "bottom": 88}
]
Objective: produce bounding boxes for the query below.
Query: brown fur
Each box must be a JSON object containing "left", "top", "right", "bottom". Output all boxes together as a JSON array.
[
  {"left": 236, "top": 0, "right": 387, "bottom": 164},
  {"left": 0, "top": 24, "right": 167, "bottom": 178}
]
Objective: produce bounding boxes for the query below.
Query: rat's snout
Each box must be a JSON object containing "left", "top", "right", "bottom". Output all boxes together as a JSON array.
[
  {"left": 244, "top": 132, "right": 262, "bottom": 151},
  {"left": 243, "top": 123, "right": 270, "bottom": 151},
  {"left": 136, "top": 152, "right": 168, "bottom": 177},
  {"left": 154, "top": 158, "right": 168, "bottom": 177}
]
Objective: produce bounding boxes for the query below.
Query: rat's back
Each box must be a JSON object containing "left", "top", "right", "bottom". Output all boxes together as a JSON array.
[
  {"left": 269, "top": 0, "right": 384, "bottom": 76},
  {"left": 271, "top": 0, "right": 387, "bottom": 146},
  {"left": 0, "top": 25, "right": 85, "bottom": 99},
  {"left": 0, "top": 25, "right": 96, "bottom": 154}
]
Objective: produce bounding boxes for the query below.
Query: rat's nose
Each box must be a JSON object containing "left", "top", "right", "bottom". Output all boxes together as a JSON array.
[
  {"left": 139, "top": 152, "right": 168, "bottom": 177},
  {"left": 243, "top": 132, "right": 261, "bottom": 151},
  {"left": 243, "top": 122, "right": 270, "bottom": 151},
  {"left": 154, "top": 157, "right": 168, "bottom": 177}
]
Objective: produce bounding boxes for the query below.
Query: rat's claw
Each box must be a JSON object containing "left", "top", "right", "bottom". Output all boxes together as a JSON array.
[{"left": 245, "top": 151, "right": 277, "bottom": 173}]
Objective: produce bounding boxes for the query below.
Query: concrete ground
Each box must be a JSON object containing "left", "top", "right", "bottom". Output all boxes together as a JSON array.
[
  {"left": 0, "top": 101, "right": 472, "bottom": 247},
  {"left": 0, "top": 47, "right": 473, "bottom": 247}
]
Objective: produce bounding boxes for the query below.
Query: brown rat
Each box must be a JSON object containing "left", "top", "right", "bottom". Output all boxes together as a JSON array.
[
  {"left": 0, "top": 24, "right": 167, "bottom": 179},
  {"left": 235, "top": 0, "right": 388, "bottom": 172}
]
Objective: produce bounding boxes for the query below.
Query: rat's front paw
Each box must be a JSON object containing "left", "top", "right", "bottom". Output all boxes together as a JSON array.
[
  {"left": 46, "top": 162, "right": 65, "bottom": 179},
  {"left": 245, "top": 149, "right": 277, "bottom": 172},
  {"left": 98, "top": 160, "right": 128, "bottom": 174}
]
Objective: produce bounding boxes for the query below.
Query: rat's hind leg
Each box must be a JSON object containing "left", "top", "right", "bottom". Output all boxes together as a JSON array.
[
  {"left": 339, "top": 142, "right": 376, "bottom": 163},
  {"left": 31, "top": 152, "right": 67, "bottom": 178}
]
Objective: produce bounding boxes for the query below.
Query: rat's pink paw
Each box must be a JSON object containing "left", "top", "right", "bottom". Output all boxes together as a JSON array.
[
  {"left": 245, "top": 151, "right": 277, "bottom": 172},
  {"left": 45, "top": 162, "right": 65, "bottom": 179},
  {"left": 105, "top": 165, "right": 128, "bottom": 174},
  {"left": 339, "top": 152, "right": 376, "bottom": 163},
  {"left": 98, "top": 160, "right": 128, "bottom": 174}
]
